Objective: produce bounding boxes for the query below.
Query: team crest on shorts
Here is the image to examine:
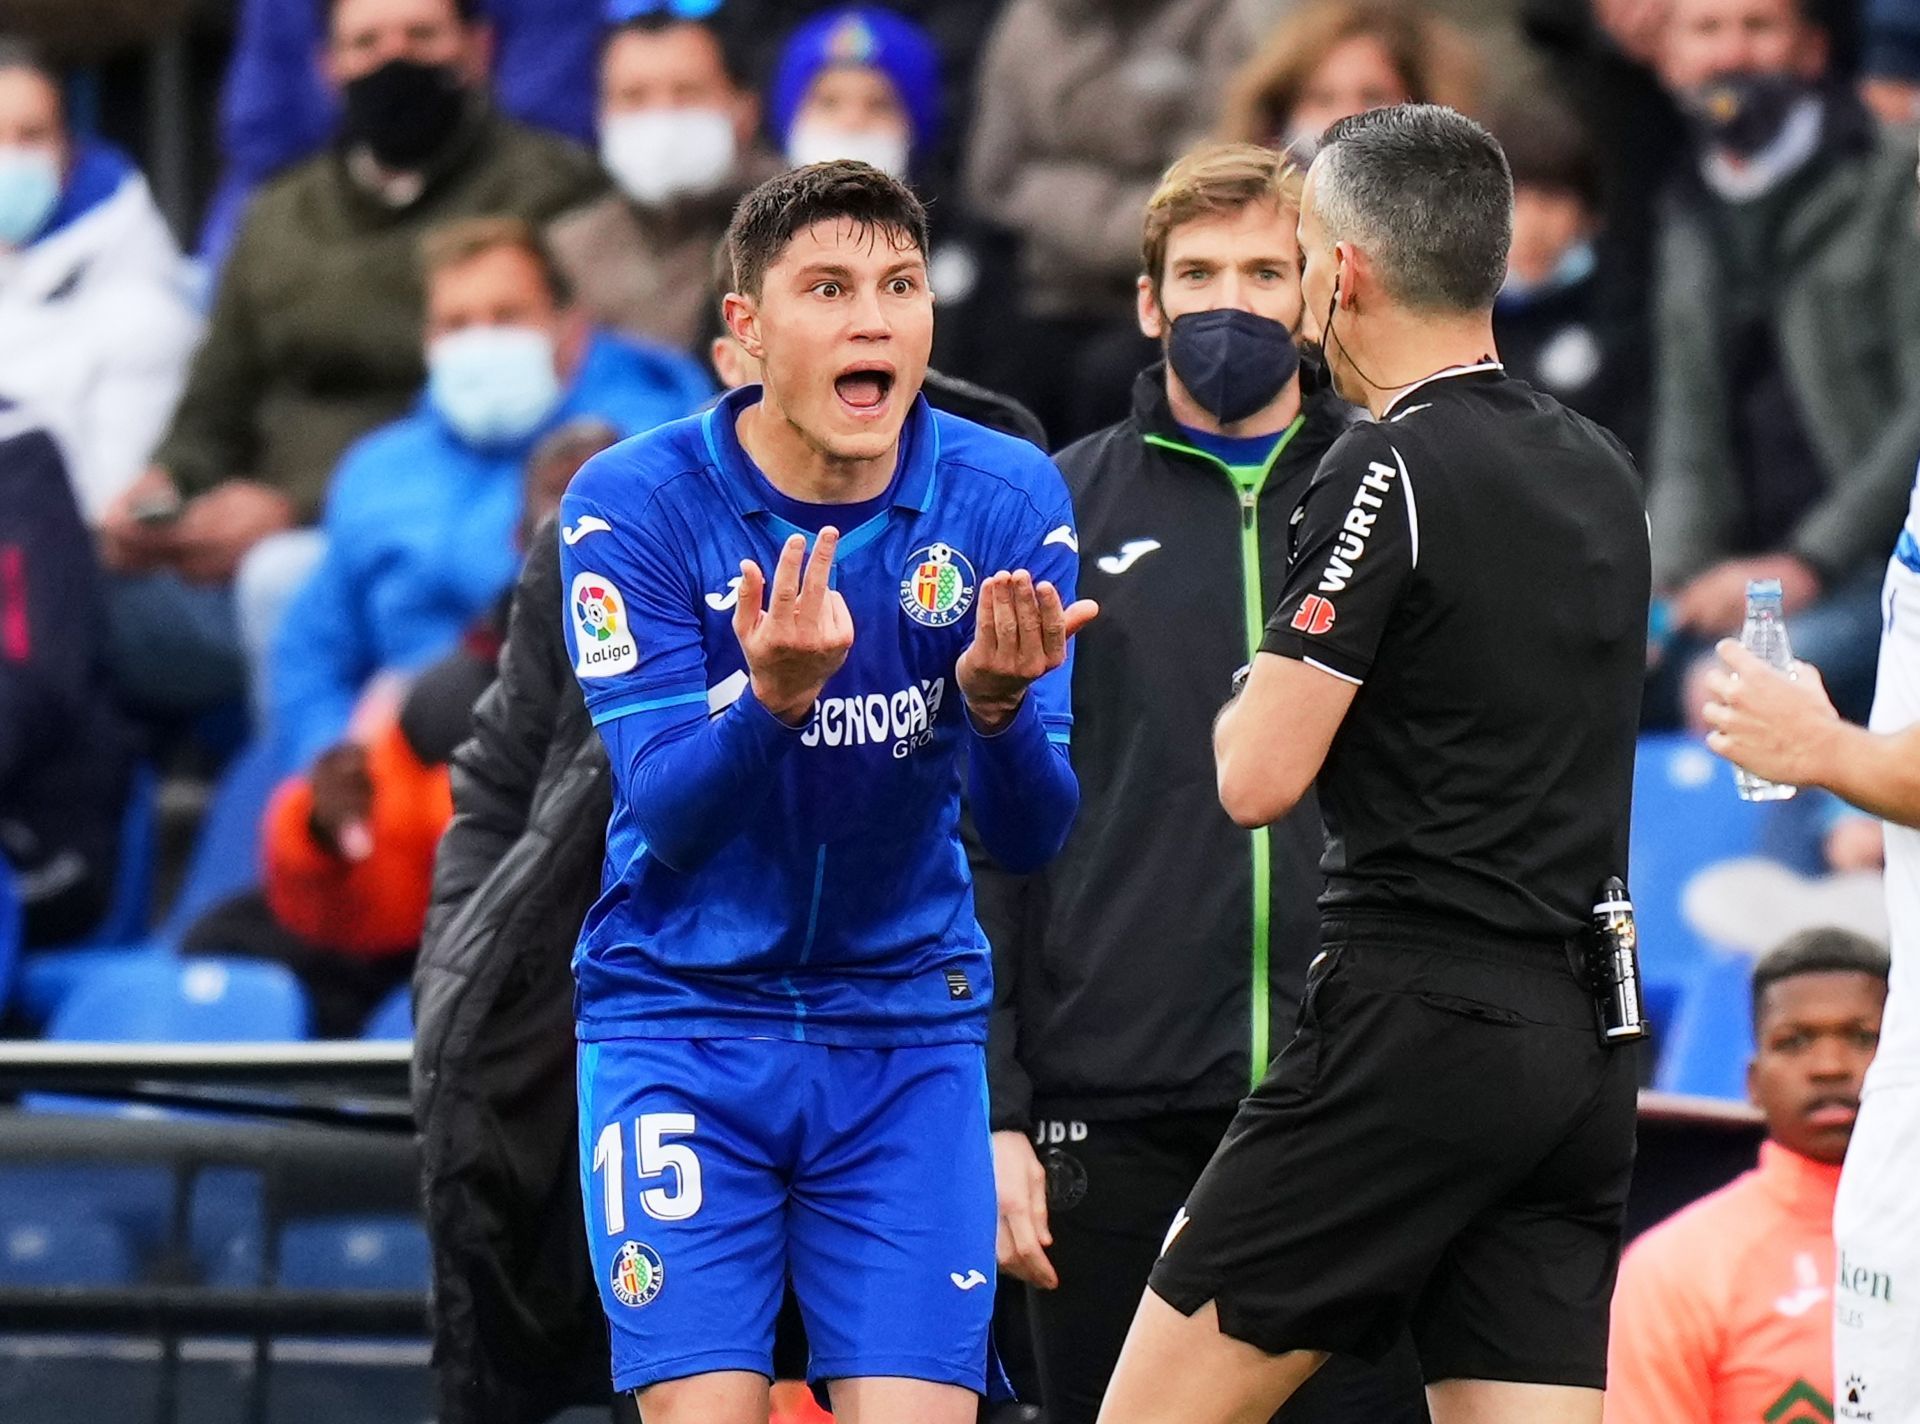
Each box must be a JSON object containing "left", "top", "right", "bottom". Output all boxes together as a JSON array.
[
  {"left": 900, "top": 543, "right": 976, "bottom": 628},
  {"left": 610, "top": 1240, "right": 664, "bottom": 1308}
]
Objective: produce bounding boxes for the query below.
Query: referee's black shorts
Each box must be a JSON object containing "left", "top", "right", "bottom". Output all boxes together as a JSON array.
[{"left": 1148, "top": 909, "right": 1639, "bottom": 1390}]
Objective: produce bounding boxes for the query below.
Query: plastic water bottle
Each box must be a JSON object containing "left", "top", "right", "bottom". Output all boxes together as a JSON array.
[{"left": 1734, "top": 578, "right": 1797, "bottom": 802}]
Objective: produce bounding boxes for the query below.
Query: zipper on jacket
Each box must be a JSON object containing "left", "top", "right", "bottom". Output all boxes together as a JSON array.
[{"left": 1142, "top": 415, "right": 1306, "bottom": 1088}]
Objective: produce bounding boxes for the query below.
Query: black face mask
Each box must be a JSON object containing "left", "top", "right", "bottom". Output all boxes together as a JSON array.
[
  {"left": 341, "top": 58, "right": 469, "bottom": 170},
  {"left": 1166, "top": 308, "right": 1302, "bottom": 425},
  {"left": 1684, "top": 71, "right": 1812, "bottom": 158}
]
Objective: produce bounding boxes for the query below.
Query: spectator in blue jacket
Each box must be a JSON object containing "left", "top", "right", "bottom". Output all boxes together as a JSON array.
[
  {"left": 269, "top": 215, "right": 710, "bottom": 778},
  {"left": 200, "top": 0, "right": 605, "bottom": 269}
]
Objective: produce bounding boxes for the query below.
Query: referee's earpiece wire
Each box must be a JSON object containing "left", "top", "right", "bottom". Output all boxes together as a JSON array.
[{"left": 1324, "top": 275, "right": 1391, "bottom": 394}]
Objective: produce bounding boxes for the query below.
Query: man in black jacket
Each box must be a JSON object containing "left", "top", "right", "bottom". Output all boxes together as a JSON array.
[
  {"left": 414, "top": 368, "right": 1050, "bottom": 1424},
  {"left": 978, "top": 143, "right": 1425, "bottom": 1424}
]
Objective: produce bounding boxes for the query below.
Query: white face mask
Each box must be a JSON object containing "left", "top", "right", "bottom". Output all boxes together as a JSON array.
[
  {"left": 600, "top": 107, "right": 739, "bottom": 208},
  {"left": 785, "top": 121, "right": 910, "bottom": 179},
  {"left": 427, "top": 325, "right": 564, "bottom": 448}
]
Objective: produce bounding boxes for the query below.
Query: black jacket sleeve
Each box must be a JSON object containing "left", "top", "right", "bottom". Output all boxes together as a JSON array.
[
  {"left": 970, "top": 825, "right": 1037, "bottom": 1135},
  {"left": 425, "top": 518, "right": 570, "bottom": 940}
]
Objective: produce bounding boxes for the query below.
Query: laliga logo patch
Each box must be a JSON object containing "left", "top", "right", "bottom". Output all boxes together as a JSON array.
[
  {"left": 900, "top": 543, "right": 977, "bottom": 628},
  {"left": 610, "top": 1240, "right": 664, "bottom": 1308},
  {"left": 571, "top": 570, "right": 638, "bottom": 678},
  {"left": 1290, "top": 594, "right": 1336, "bottom": 636}
]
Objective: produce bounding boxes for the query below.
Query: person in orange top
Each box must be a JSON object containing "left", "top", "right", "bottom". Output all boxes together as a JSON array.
[{"left": 1608, "top": 928, "right": 1890, "bottom": 1423}]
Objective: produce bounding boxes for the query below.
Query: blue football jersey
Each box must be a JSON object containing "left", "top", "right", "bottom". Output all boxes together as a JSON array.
[{"left": 559, "top": 387, "right": 1081, "bottom": 1046}]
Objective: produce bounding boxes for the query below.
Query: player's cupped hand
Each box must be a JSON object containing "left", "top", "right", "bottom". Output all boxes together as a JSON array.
[
  {"left": 734, "top": 528, "right": 855, "bottom": 726},
  {"left": 956, "top": 571, "right": 1098, "bottom": 733}
]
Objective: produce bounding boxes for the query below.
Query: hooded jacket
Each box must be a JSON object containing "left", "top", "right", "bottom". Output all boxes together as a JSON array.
[
  {"left": 0, "top": 144, "right": 201, "bottom": 521},
  {"left": 270, "top": 330, "right": 711, "bottom": 775},
  {"left": 979, "top": 366, "right": 1349, "bottom": 1129}
]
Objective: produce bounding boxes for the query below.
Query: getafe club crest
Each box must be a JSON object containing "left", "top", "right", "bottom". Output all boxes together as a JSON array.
[
  {"left": 900, "top": 543, "right": 977, "bottom": 628},
  {"left": 610, "top": 1240, "right": 664, "bottom": 1308}
]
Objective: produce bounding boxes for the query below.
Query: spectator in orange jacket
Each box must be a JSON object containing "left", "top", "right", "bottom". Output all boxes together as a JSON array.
[{"left": 1608, "top": 928, "right": 1889, "bottom": 1422}]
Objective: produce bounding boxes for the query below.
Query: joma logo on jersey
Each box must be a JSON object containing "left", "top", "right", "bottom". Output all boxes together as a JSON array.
[
  {"left": 1317, "top": 460, "right": 1397, "bottom": 593},
  {"left": 801, "top": 677, "right": 946, "bottom": 758}
]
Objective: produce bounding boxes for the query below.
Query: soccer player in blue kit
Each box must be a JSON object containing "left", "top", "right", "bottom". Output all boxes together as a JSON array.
[{"left": 557, "top": 160, "right": 1098, "bottom": 1424}]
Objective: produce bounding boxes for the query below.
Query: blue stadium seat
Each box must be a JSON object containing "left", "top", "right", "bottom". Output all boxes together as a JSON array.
[
  {"left": 0, "top": 856, "right": 20, "bottom": 1018},
  {"left": 190, "top": 1166, "right": 265, "bottom": 1287},
  {"left": 83, "top": 761, "right": 160, "bottom": 947},
  {"left": 1629, "top": 734, "right": 1769, "bottom": 994},
  {"left": 360, "top": 985, "right": 412, "bottom": 1041},
  {"left": 20, "top": 742, "right": 279, "bottom": 1025},
  {"left": 277, "top": 1216, "right": 430, "bottom": 1292},
  {"left": 47, "top": 957, "right": 311, "bottom": 1043},
  {"left": 150, "top": 738, "right": 280, "bottom": 941},
  {"left": 1656, "top": 947, "right": 1757, "bottom": 1100},
  {"left": 0, "top": 1213, "right": 140, "bottom": 1286}
]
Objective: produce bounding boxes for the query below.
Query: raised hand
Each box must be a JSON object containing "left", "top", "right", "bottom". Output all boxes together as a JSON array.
[
  {"left": 956, "top": 570, "right": 1098, "bottom": 732},
  {"left": 732, "top": 528, "right": 855, "bottom": 725}
]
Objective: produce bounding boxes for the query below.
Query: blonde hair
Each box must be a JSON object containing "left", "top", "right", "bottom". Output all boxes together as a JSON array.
[
  {"left": 1217, "top": 0, "right": 1481, "bottom": 147},
  {"left": 1141, "top": 143, "right": 1304, "bottom": 301}
]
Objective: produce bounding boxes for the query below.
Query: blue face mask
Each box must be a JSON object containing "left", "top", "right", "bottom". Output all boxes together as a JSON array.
[
  {"left": 1166, "top": 308, "right": 1302, "bottom": 425},
  {"left": 0, "top": 147, "right": 62, "bottom": 249},
  {"left": 427, "top": 326, "right": 564, "bottom": 448}
]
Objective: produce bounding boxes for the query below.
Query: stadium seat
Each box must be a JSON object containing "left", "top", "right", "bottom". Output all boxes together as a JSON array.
[
  {"left": 46, "top": 956, "right": 311, "bottom": 1043},
  {"left": 276, "top": 1216, "right": 431, "bottom": 1292},
  {"left": 1656, "top": 947, "right": 1757, "bottom": 1100},
  {"left": 0, "top": 1213, "right": 140, "bottom": 1287},
  {"left": 189, "top": 1166, "right": 265, "bottom": 1287},
  {"left": 0, "top": 856, "right": 20, "bottom": 1018},
  {"left": 360, "top": 985, "right": 412, "bottom": 1041},
  {"left": 19, "top": 742, "right": 278, "bottom": 1025},
  {"left": 1629, "top": 734, "right": 1769, "bottom": 995}
]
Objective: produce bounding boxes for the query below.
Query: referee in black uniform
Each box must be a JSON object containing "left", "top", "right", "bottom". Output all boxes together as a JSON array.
[{"left": 1097, "top": 106, "right": 1650, "bottom": 1424}]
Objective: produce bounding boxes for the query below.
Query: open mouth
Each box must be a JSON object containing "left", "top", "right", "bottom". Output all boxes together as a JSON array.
[{"left": 834, "top": 364, "right": 895, "bottom": 415}]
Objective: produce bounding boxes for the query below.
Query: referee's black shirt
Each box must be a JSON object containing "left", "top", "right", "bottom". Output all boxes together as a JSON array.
[{"left": 1259, "top": 364, "right": 1649, "bottom": 940}]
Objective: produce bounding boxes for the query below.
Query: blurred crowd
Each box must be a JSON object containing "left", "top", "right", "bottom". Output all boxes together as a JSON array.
[{"left": 0, "top": 0, "right": 1915, "bottom": 1029}]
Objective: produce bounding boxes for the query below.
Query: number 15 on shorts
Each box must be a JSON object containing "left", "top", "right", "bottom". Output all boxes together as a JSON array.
[{"left": 592, "top": 1113, "right": 704, "bottom": 1232}]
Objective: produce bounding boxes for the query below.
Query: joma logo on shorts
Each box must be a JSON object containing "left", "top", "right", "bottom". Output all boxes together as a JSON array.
[
  {"left": 1838, "top": 1250, "right": 1895, "bottom": 1303},
  {"left": 1318, "top": 460, "right": 1397, "bottom": 593}
]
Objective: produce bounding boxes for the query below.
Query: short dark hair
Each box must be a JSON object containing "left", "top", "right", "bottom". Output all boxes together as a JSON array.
[
  {"left": 0, "top": 35, "right": 59, "bottom": 89},
  {"left": 1312, "top": 103, "right": 1512, "bottom": 312},
  {"left": 1494, "top": 99, "right": 1603, "bottom": 215},
  {"left": 1751, "top": 928, "right": 1891, "bottom": 1031},
  {"left": 419, "top": 215, "right": 573, "bottom": 306},
  {"left": 724, "top": 160, "right": 930, "bottom": 299},
  {"left": 604, "top": 13, "right": 753, "bottom": 88},
  {"left": 322, "top": 0, "right": 483, "bottom": 29}
]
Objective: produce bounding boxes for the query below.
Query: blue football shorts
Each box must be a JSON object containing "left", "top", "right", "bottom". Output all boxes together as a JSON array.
[{"left": 576, "top": 1036, "right": 999, "bottom": 1396}]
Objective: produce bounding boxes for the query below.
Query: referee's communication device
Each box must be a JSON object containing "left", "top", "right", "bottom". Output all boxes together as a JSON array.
[{"left": 1586, "top": 877, "right": 1650, "bottom": 1046}]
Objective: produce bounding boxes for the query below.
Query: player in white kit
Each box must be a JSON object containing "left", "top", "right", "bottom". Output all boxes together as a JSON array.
[{"left": 1704, "top": 470, "right": 1920, "bottom": 1423}]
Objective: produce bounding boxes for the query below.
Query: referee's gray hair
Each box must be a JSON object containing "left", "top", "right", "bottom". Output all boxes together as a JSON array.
[{"left": 1311, "top": 104, "right": 1513, "bottom": 313}]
